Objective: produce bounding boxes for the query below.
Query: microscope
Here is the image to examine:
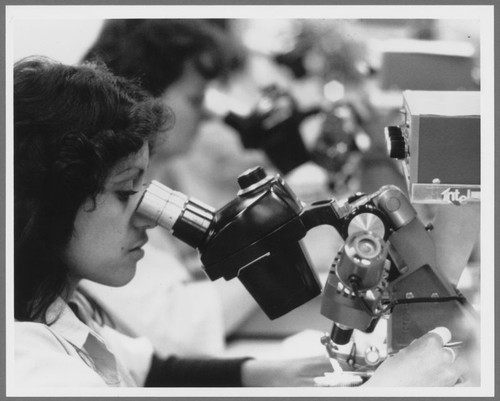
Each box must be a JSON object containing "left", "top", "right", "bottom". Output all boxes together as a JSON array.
[
  {"left": 136, "top": 169, "right": 475, "bottom": 349},
  {"left": 135, "top": 90, "right": 479, "bottom": 373},
  {"left": 209, "top": 83, "right": 369, "bottom": 192},
  {"left": 212, "top": 84, "right": 318, "bottom": 175}
]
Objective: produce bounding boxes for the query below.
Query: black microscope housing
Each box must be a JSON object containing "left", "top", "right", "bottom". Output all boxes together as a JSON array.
[{"left": 197, "top": 166, "right": 322, "bottom": 319}]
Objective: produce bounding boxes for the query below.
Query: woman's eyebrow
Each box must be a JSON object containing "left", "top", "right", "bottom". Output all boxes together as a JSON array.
[{"left": 110, "top": 167, "right": 144, "bottom": 183}]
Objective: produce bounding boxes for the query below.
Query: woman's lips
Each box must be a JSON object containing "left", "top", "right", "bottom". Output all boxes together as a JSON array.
[{"left": 129, "top": 235, "right": 148, "bottom": 256}]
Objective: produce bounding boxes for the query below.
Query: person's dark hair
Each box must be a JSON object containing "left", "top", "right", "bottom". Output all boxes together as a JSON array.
[
  {"left": 82, "top": 19, "right": 246, "bottom": 97},
  {"left": 14, "top": 56, "right": 171, "bottom": 322}
]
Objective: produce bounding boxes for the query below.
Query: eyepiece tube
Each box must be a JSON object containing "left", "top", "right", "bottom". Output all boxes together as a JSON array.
[{"left": 136, "top": 180, "right": 215, "bottom": 249}]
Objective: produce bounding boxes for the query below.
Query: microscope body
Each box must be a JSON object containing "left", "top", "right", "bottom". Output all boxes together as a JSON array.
[{"left": 198, "top": 168, "right": 323, "bottom": 319}]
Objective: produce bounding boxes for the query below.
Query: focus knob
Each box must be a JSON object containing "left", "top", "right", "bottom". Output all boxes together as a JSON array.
[
  {"left": 237, "top": 166, "right": 268, "bottom": 191},
  {"left": 384, "top": 126, "right": 407, "bottom": 160}
]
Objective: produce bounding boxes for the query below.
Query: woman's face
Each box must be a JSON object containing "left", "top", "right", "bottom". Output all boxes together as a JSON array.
[
  {"left": 157, "top": 61, "right": 209, "bottom": 159},
  {"left": 64, "top": 144, "right": 154, "bottom": 287}
]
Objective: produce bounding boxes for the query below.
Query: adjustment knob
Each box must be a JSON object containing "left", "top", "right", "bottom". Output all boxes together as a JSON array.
[
  {"left": 364, "top": 346, "right": 381, "bottom": 365},
  {"left": 384, "top": 126, "right": 407, "bottom": 160},
  {"left": 237, "top": 166, "right": 268, "bottom": 190}
]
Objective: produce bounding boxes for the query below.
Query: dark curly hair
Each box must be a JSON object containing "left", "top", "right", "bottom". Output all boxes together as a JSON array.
[
  {"left": 14, "top": 56, "right": 172, "bottom": 322},
  {"left": 82, "top": 19, "right": 246, "bottom": 97}
]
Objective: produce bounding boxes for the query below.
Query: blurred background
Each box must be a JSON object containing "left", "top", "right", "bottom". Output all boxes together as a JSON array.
[{"left": 12, "top": 17, "right": 481, "bottom": 203}]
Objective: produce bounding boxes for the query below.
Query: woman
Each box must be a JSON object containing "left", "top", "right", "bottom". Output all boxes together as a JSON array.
[{"left": 13, "top": 56, "right": 465, "bottom": 388}]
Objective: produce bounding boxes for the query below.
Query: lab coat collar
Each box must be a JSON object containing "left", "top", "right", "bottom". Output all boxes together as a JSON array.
[
  {"left": 44, "top": 296, "right": 92, "bottom": 350},
  {"left": 44, "top": 295, "right": 124, "bottom": 386}
]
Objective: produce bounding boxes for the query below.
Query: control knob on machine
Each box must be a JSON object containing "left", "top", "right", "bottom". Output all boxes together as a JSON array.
[
  {"left": 237, "top": 166, "right": 272, "bottom": 194},
  {"left": 385, "top": 126, "right": 407, "bottom": 160}
]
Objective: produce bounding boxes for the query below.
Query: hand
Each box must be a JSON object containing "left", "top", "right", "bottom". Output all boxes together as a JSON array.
[
  {"left": 241, "top": 355, "right": 331, "bottom": 387},
  {"left": 363, "top": 327, "right": 467, "bottom": 387}
]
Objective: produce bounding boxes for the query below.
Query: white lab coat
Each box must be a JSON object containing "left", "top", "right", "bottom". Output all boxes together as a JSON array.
[{"left": 14, "top": 294, "right": 154, "bottom": 389}]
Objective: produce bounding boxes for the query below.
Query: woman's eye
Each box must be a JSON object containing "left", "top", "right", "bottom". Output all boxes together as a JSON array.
[{"left": 116, "top": 190, "right": 138, "bottom": 202}]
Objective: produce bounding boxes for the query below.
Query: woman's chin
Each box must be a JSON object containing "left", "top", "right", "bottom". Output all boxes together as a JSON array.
[{"left": 107, "top": 265, "right": 138, "bottom": 287}]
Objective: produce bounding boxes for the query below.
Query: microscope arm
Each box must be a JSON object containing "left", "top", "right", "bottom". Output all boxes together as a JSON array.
[{"left": 300, "top": 199, "right": 346, "bottom": 233}]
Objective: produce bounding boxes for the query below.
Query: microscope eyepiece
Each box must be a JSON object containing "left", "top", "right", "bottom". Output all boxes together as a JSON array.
[{"left": 136, "top": 180, "right": 215, "bottom": 249}]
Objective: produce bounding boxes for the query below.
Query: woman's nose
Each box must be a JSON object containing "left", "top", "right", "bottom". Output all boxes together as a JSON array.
[{"left": 131, "top": 210, "right": 157, "bottom": 230}]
